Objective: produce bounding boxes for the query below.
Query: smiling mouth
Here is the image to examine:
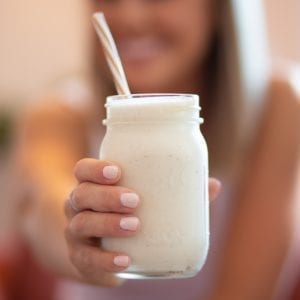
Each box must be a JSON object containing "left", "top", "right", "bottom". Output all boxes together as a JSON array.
[{"left": 116, "top": 37, "right": 168, "bottom": 65}]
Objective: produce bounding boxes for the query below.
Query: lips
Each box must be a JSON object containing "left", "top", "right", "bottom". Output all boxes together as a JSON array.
[{"left": 116, "top": 36, "right": 167, "bottom": 65}]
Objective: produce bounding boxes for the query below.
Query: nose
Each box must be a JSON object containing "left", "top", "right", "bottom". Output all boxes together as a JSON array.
[{"left": 112, "top": 0, "right": 152, "bottom": 34}]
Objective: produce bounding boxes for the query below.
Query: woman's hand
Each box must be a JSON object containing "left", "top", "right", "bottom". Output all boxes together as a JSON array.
[
  {"left": 64, "top": 158, "right": 221, "bottom": 286},
  {"left": 65, "top": 158, "right": 140, "bottom": 286}
]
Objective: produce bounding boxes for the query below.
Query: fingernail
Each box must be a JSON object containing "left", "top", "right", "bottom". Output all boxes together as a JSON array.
[
  {"left": 120, "top": 193, "right": 139, "bottom": 208},
  {"left": 114, "top": 255, "right": 130, "bottom": 267},
  {"left": 103, "top": 166, "right": 119, "bottom": 180},
  {"left": 120, "top": 217, "right": 139, "bottom": 231}
]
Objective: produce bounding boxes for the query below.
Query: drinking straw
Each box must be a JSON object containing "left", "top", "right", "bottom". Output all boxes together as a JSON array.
[{"left": 92, "top": 12, "right": 131, "bottom": 95}]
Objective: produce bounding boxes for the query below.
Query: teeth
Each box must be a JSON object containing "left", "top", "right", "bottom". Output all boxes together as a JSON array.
[{"left": 117, "top": 37, "right": 164, "bottom": 62}]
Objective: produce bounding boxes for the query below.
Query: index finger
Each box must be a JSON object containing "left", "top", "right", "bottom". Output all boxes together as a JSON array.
[{"left": 74, "top": 158, "right": 121, "bottom": 184}]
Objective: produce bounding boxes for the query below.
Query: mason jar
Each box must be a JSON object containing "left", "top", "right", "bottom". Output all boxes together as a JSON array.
[{"left": 99, "top": 94, "right": 209, "bottom": 279}]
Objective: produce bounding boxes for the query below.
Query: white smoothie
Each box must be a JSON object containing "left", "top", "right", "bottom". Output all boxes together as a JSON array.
[{"left": 100, "top": 94, "right": 209, "bottom": 279}]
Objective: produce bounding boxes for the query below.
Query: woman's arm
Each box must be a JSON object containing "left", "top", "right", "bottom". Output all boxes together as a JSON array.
[
  {"left": 15, "top": 98, "right": 126, "bottom": 286},
  {"left": 15, "top": 99, "right": 89, "bottom": 279},
  {"left": 210, "top": 74, "right": 300, "bottom": 300}
]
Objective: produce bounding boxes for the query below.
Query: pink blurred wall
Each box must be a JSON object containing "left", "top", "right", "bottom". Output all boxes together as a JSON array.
[{"left": 0, "top": 0, "right": 92, "bottom": 106}]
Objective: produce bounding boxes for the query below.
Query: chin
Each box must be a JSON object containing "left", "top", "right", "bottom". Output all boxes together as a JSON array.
[
  {"left": 129, "top": 83, "right": 169, "bottom": 94},
  {"left": 127, "top": 75, "right": 173, "bottom": 94},
  {"left": 124, "top": 62, "right": 175, "bottom": 93}
]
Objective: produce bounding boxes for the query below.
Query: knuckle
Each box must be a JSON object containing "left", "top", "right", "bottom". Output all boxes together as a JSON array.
[
  {"left": 103, "top": 187, "right": 126, "bottom": 212},
  {"left": 73, "top": 159, "right": 83, "bottom": 178},
  {"left": 102, "top": 215, "right": 111, "bottom": 231},
  {"left": 79, "top": 250, "right": 94, "bottom": 274},
  {"left": 64, "top": 226, "right": 72, "bottom": 243},
  {"left": 101, "top": 188, "right": 117, "bottom": 211},
  {"left": 103, "top": 260, "right": 116, "bottom": 273},
  {"left": 106, "top": 215, "right": 121, "bottom": 234},
  {"left": 71, "top": 183, "right": 87, "bottom": 209},
  {"left": 70, "top": 247, "right": 93, "bottom": 274},
  {"left": 69, "top": 213, "right": 87, "bottom": 236},
  {"left": 70, "top": 247, "right": 114, "bottom": 275},
  {"left": 100, "top": 188, "right": 110, "bottom": 203},
  {"left": 96, "top": 187, "right": 120, "bottom": 212},
  {"left": 68, "top": 247, "right": 77, "bottom": 265},
  {"left": 73, "top": 158, "right": 89, "bottom": 178}
]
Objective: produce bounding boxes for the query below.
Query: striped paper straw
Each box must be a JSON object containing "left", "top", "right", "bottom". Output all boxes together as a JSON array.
[{"left": 92, "top": 12, "right": 131, "bottom": 95}]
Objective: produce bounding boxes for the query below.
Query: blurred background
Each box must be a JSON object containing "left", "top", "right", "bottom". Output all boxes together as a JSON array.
[
  {"left": 0, "top": 0, "right": 300, "bottom": 251},
  {"left": 0, "top": 0, "right": 300, "bottom": 266},
  {"left": 0, "top": 3, "right": 92, "bottom": 296},
  {"left": 1, "top": 0, "right": 299, "bottom": 109},
  {"left": 0, "top": 0, "right": 299, "bottom": 298},
  {"left": 0, "top": 0, "right": 91, "bottom": 232}
]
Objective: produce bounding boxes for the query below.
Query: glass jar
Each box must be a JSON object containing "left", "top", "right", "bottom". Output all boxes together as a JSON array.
[{"left": 100, "top": 94, "right": 209, "bottom": 279}]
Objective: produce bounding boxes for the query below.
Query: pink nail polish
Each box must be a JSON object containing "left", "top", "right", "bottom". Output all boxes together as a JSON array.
[
  {"left": 120, "top": 217, "right": 139, "bottom": 231},
  {"left": 114, "top": 255, "right": 130, "bottom": 267},
  {"left": 103, "top": 165, "right": 119, "bottom": 180},
  {"left": 120, "top": 193, "right": 139, "bottom": 208}
]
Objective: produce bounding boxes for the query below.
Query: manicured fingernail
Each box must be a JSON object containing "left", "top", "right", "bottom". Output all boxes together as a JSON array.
[
  {"left": 120, "top": 217, "right": 139, "bottom": 231},
  {"left": 120, "top": 193, "right": 139, "bottom": 208},
  {"left": 114, "top": 255, "right": 130, "bottom": 267},
  {"left": 103, "top": 166, "right": 119, "bottom": 180}
]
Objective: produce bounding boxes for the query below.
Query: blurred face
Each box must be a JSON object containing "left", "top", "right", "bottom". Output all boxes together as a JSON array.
[{"left": 93, "top": 0, "right": 215, "bottom": 93}]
